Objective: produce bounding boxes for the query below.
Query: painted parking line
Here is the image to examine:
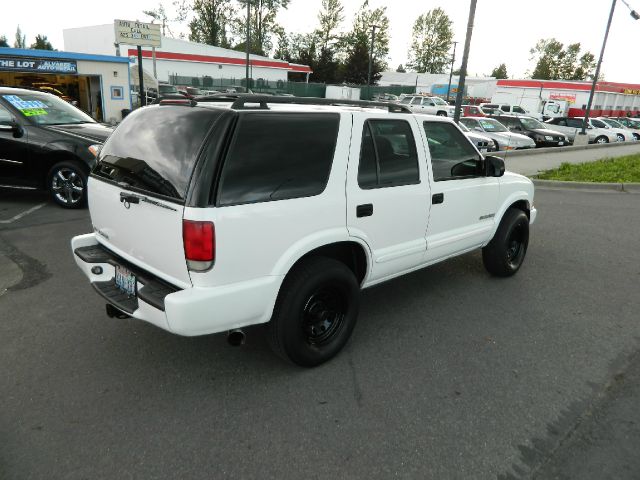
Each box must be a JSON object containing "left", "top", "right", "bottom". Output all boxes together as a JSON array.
[{"left": 0, "top": 203, "right": 47, "bottom": 224}]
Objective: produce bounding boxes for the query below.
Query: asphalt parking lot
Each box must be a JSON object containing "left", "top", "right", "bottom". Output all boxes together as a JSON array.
[{"left": 1, "top": 186, "right": 640, "bottom": 480}]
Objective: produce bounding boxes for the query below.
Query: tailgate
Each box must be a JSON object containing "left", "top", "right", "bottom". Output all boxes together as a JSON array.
[{"left": 88, "top": 177, "right": 191, "bottom": 288}]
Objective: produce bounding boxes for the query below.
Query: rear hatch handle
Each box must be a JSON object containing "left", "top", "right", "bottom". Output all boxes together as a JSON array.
[{"left": 119, "top": 191, "right": 177, "bottom": 211}]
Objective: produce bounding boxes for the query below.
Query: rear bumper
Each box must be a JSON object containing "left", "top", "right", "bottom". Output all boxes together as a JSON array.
[{"left": 71, "top": 233, "right": 283, "bottom": 336}]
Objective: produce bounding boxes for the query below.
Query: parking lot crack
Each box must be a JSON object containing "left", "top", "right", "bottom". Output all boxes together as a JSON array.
[{"left": 0, "top": 235, "right": 51, "bottom": 294}]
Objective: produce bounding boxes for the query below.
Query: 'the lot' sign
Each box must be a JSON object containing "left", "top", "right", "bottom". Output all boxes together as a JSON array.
[{"left": 114, "top": 19, "right": 161, "bottom": 47}]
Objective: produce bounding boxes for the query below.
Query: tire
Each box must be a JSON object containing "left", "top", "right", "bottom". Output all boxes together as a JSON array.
[
  {"left": 482, "top": 208, "right": 529, "bottom": 277},
  {"left": 47, "top": 161, "right": 88, "bottom": 209},
  {"left": 595, "top": 136, "right": 609, "bottom": 144},
  {"left": 266, "top": 256, "right": 360, "bottom": 367},
  {"left": 616, "top": 134, "right": 625, "bottom": 142},
  {"left": 436, "top": 111, "right": 448, "bottom": 117}
]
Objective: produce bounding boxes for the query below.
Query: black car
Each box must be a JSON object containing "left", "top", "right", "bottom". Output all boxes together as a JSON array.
[
  {"left": 0, "top": 87, "right": 112, "bottom": 208},
  {"left": 489, "top": 114, "right": 568, "bottom": 148}
]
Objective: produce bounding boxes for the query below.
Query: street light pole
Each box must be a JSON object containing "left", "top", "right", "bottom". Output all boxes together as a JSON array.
[
  {"left": 367, "top": 25, "right": 379, "bottom": 87},
  {"left": 245, "top": 0, "right": 251, "bottom": 92},
  {"left": 446, "top": 41, "right": 458, "bottom": 103},
  {"left": 453, "top": 0, "right": 477, "bottom": 123},
  {"left": 580, "top": 0, "right": 617, "bottom": 135}
]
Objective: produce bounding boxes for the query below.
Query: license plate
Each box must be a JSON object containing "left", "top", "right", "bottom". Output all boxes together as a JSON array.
[
  {"left": 480, "top": 148, "right": 488, "bottom": 152},
  {"left": 115, "top": 265, "right": 136, "bottom": 297},
  {"left": 558, "top": 141, "right": 564, "bottom": 146}
]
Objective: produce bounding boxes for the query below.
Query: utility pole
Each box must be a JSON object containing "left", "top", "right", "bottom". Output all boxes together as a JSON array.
[
  {"left": 367, "top": 25, "right": 379, "bottom": 87},
  {"left": 245, "top": 1, "right": 251, "bottom": 92},
  {"left": 453, "top": 0, "right": 477, "bottom": 123},
  {"left": 580, "top": 0, "right": 617, "bottom": 136},
  {"left": 446, "top": 41, "right": 458, "bottom": 103}
]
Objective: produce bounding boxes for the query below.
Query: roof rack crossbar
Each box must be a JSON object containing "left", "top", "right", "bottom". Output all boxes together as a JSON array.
[{"left": 196, "top": 93, "right": 411, "bottom": 113}]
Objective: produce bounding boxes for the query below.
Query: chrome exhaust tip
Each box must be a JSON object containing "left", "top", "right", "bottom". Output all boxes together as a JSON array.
[{"left": 227, "top": 329, "right": 246, "bottom": 346}]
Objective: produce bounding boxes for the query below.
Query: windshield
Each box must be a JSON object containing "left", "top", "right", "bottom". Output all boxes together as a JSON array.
[
  {"left": 602, "top": 118, "right": 623, "bottom": 128},
  {"left": 457, "top": 122, "right": 470, "bottom": 132},
  {"left": 432, "top": 97, "right": 447, "bottom": 105},
  {"left": 520, "top": 117, "right": 546, "bottom": 130},
  {"left": 159, "top": 84, "right": 178, "bottom": 94},
  {"left": 2, "top": 92, "right": 95, "bottom": 125},
  {"left": 478, "top": 118, "right": 508, "bottom": 132}
]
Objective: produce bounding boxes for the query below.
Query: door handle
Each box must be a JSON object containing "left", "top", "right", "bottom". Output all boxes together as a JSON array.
[
  {"left": 432, "top": 193, "right": 444, "bottom": 205},
  {"left": 120, "top": 192, "right": 140, "bottom": 205},
  {"left": 356, "top": 203, "right": 373, "bottom": 218}
]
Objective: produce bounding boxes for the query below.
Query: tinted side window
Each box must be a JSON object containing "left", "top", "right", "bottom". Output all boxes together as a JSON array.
[
  {"left": 423, "top": 122, "right": 482, "bottom": 181},
  {"left": 513, "top": 106, "right": 526, "bottom": 113},
  {"left": 358, "top": 120, "right": 419, "bottom": 189},
  {"left": 0, "top": 103, "right": 14, "bottom": 122},
  {"left": 217, "top": 113, "right": 339, "bottom": 206},
  {"left": 567, "top": 119, "right": 582, "bottom": 128},
  {"left": 501, "top": 105, "right": 510, "bottom": 112}
]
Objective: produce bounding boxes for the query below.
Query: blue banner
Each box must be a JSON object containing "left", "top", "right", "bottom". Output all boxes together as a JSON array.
[{"left": 0, "top": 56, "right": 78, "bottom": 74}]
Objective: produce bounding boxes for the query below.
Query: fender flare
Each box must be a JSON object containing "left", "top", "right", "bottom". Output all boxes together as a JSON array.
[{"left": 487, "top": 191, "right": 532, "bottom": 241}]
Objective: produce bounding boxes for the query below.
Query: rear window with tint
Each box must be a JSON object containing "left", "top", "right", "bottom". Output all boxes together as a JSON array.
[
  {"left": 95, "top": 106, "right": 224, "bottom": 201},
  {"left": 216, "top": 113, "right": 339, "bottom": 206}
]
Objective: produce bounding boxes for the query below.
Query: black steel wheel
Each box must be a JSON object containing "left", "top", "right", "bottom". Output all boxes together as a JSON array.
[
  {"left": 48, "top": 161, "right": 88, "bottom": 209},
  {"left": 482, "top": 208, "right": 530, "bottom": 277},
  {"left": 267, "top": 256, "right": 360, "bottom": 367}
]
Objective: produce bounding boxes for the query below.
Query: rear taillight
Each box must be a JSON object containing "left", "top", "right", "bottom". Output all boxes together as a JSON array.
[{"left": 183, "top": 220, "right": 215, "bottom": 271}]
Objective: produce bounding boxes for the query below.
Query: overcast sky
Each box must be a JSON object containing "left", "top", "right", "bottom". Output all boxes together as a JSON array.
[{"left": 1, "top": 0, "right": 639, "bottom": 83}]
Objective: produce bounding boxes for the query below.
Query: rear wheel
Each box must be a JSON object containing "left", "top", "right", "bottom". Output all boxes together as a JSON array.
[
  {"left": 595, "top": 136, "right": 609, "bottom": 144},
  {"left": 48, "top": 161, "right": 88, "bottom": 209},
  {"left": 616, "top": 133, "right": 625, "bottom": 142},
  {"left": 436, "top": 111, "right": 448, "bottom": 117},
  {"left": 267, "top": 257, "right": 360, "bottom": 367},
  {"left": 482, "top": 208, "right": 529, "bottom": 277}
]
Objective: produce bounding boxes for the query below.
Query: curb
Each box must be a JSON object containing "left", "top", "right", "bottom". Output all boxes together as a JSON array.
[
  {"left": 492, "top": 141, "right": 640, "bottom": 158},
  {"left": 532, "top": 179, "right": 640, "bottom": 193}
]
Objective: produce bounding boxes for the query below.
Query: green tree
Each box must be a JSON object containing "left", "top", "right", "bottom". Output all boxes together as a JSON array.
[
  {"left": 14, "top": 25, "right": 26, "bottom": 49},
  {"left": 186, "top": 0, "right": 234, "bottom": 47},
  {"left": 407, "top": 8, "right": 453, "bottom": 74},
  {"left": 396, "top": 64, "right": 406, "bottom": 73},
  {"left": 530, "top": 38, "right": 596, "bottom": 80},
  {"left": 30, "top": 34, "right": 54, "bottom": 50},
  {"left": 340, "top": 1, "right": 390, "bottom": 83},
  {"left": 0, "top": 35, "right": 9, "bottom": 47},
  {"left": 490, "top": 63, "right": 508, "bottom": 79},
  {"left": 315, "top": 0, "right": 344, "bottom": 50},
  {"left": 235, "top": 0, "right": 290, "bottom": 56}
]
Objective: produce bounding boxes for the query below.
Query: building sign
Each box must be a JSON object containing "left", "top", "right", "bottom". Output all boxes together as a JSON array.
[
  {"left": 549, "top": 92, "right": 577, "bottom": 103},
  {"left": 115, "top": 19, "right": 161, "bottom": 47},
  {"left": 623, "top": 88, "right": 640, "bottom": 95},
  {"left": 431, "top": 84, "right": 458, "bottom": 95},
  {"left": 0, "top": 56, "right": 77, "bottom": 74}
]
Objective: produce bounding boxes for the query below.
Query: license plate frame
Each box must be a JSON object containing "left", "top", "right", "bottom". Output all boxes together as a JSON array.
[
  {"left": 115, "top": 264, "right": 137, "bottom": 297},
  {"left": 558, "top": 141, "right": 564, "bottom": 146}
]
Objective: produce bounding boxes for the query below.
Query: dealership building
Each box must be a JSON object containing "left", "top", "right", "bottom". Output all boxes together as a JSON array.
[
  {"left": 63, "top": 24, "right": 312, "bottom": 88},
  {"left": 0, "top": 47, "right": 131, "bottom": 123}
]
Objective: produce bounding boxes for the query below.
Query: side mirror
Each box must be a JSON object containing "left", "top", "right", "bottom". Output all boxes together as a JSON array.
[
  {"left": 0, "top": 120, "right": 23, "bottom": 138},
  {"left": 485, "top": 155, "right": 505, "bottom": 177}
]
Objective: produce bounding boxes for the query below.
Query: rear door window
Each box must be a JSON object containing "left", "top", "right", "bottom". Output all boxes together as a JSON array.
[
  {"left": 358, "top": 119, "right": 420, "bottom": 189},
  {"left": 95, "top": 106, "right": 225, "bottom": 202},
  {"left": 216, "top": 113, "right": 339, "bottom": 206}
]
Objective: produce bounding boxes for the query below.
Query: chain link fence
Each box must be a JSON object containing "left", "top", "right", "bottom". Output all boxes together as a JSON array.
[{"left": 168, "top": 75, "right": 418, "bottom": 100}]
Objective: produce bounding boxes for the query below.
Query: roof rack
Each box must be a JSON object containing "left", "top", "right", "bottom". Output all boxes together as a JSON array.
[{"left": 196, "top": 93, "right": 412, "bottom": 113}]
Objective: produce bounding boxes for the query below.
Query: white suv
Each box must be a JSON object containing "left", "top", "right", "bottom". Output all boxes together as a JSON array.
[
  {"left": 399, "top": 95, "right": 455, "bottom": 117},
  {"left": 72, "top": 96, "right": 537, "bottom": 367}
]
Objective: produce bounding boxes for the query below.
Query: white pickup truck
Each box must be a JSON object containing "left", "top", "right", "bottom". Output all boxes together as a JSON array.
[{"left": 71, "top": 96, "right": 537, "bottom": 367}]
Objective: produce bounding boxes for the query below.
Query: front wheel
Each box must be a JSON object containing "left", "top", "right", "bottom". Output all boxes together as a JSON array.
[
  {"left": 266, "top": 257, "right": 360, "bottom": 367},
  {"left": 48, "top": 161, "right": 88, "bottom": 209},
  {"left": 482, "top": 208, "right": 529, "bottom": 277},
  {"left": 436, "top": 111, "right": 448, "bottom": 117}
]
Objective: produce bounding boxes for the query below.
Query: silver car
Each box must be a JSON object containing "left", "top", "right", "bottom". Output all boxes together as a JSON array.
[
  {"left": 460, "top": 117, "right": 536, "bottom": 150},
  {"left": 596, "top": 117, "right": 640, "bottom": 141},
  {"left": 457, "top": 122, "right": 497, "bottom": 152}
]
